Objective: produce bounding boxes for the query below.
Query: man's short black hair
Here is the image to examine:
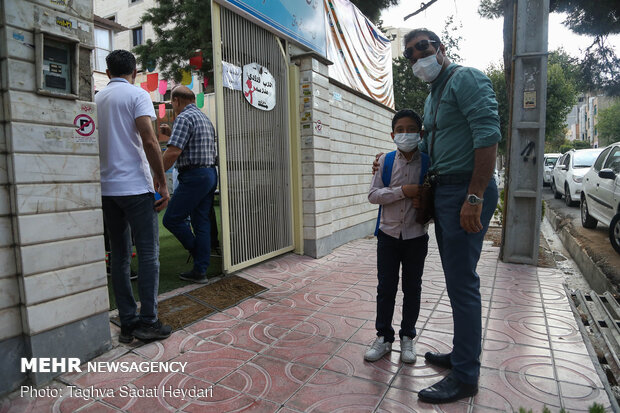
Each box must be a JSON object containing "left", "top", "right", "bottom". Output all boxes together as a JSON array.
[
  {"left": 106, "top": 50, "right": 136, "bottom": 77},
  {"left": 392, "top": 109, "right": 422, "bottom": 131},
  {"left": 404, "top": 28, "right": 442, "bottom": 50}
]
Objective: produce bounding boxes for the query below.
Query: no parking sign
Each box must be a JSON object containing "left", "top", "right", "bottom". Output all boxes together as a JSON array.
[{"left": 74, "top": 113, "right": 96, "bottom": 143}]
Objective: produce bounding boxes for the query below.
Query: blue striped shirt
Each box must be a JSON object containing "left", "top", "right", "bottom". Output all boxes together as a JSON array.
[{"left": 167, "top": 104, "right": 216, "bottom": 168}]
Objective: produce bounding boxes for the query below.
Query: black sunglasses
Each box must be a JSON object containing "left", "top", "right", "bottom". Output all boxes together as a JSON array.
[{"left": 403, "top": 40, "right": 437, "bottom": 59}]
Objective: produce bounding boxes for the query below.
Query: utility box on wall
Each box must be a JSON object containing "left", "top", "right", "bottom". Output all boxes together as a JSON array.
[{"left": 36, "top": 32, "right": 79, "bottom": 97}]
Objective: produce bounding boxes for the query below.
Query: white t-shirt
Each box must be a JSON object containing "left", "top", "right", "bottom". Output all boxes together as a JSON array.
[{"left": 96, "top": 78, "right": 157, "bottom": 196}]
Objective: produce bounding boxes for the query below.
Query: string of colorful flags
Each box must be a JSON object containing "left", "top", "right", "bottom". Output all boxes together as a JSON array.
[{"left": 140, "top": 52, "right": 209, "bottom": 118}]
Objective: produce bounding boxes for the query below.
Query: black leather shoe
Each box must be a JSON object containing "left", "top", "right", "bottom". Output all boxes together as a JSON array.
[
  {"left": 424, "top": 351, "right": 452, "bottom": 369},
  {"left": 418, "top": 373, "right": 478, "bottom": 404},
  {"left": 179, "top": 269, "right": 208, "bottom": 283}
]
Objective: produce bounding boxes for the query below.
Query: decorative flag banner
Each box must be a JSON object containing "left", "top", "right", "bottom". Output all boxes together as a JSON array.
[
  {"left": 203, "top": 77, "right": 209, "bottom": 88},
  {"left": 146, "top": 61, "right": 156, "bottom": 72},
  {"left": 181, "top": 70, "right": 192, "bottom": 85},
  {"left": 147, "top": 73, "right": 158, "bottom": 92},
  {"left": 158, "top": 79, "right": 168, "bottom": 95},
  {"left": 140, "top": 82, "right": 149, "bottom": 91},
  {"left": 159, "top": 103, "right": 166, "bottom": 119},
  {"left": 188, "top": 77, "right": 194, "bottom": 90},
  {"left": 189, "top": 52, "right": 203, "bottom": 69},
  {"left": 242, "top": 62, "right": 275, "bottom": 111},
  {"left": 197, "top": 92, "right": 205, "bottom": 108}
]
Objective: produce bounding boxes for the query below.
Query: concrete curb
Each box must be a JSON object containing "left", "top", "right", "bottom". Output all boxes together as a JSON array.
[{"left": 545, "top": 205, "right": 617, "bottom": 294}]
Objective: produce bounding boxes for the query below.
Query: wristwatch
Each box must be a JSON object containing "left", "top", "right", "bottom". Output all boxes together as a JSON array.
[{"left": 466, "top": 194, "right": 484, "bottom": 205}]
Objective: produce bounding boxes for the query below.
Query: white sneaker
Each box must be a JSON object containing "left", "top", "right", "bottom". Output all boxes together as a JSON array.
[
  {"left": 401, "top": 336, "right": 416, "bottom": 363},
  {"left": 364, "top": 336, "right": 392, "bottom": 361}
]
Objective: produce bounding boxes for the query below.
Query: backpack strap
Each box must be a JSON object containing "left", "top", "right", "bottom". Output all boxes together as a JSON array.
[
  {"left": 419, "top": 152, "right": 430, "bottom": 184},
  {"left": 375, "top": 151, "right": 397, "bottom": 236}
]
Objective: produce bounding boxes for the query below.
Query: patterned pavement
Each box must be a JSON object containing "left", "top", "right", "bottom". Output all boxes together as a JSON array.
[{"left": 1, "top": 232, "right": 614, "bottom": 412}]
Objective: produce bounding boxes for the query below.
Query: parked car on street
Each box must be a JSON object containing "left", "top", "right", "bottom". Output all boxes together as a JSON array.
[
  {"left": 580, "top": 142, "right": 620, "bottom": 253},
  {"left": 551, "top": 147, "right": 604, "bottom": 206},
  {"left": 543, "top": 153, "right": 561, "bottom": 186}
]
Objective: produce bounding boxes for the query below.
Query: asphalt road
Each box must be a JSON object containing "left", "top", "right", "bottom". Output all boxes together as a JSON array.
[{"left": 542, "top": 184, "right": 620, "bottom": 289}]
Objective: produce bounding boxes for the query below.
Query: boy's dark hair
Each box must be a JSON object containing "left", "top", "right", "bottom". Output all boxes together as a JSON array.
[
  {"left": 392, "top": 109, "right": 422, "bottom": 131},
  {"left": 106, "top": 50, "right": 136, "bottom": 77},
  {"left": 404, "top": 28, "right": 442, "bottom": 50}
]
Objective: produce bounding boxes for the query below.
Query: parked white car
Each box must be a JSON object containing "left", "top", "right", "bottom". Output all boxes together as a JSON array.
[
  {"left": 543, "top": 153, "right": 561, "bottom": 186},
  {"left": 580, "top": 142, "right": 620, "bottom": 254},
  {"left": 551, "top": 148, "right": 604, "bottom": 206}
]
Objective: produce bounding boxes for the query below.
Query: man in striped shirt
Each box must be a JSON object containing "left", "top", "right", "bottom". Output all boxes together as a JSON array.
[{"left": 162, "top": 86, "right": 218, "bottom": 283}]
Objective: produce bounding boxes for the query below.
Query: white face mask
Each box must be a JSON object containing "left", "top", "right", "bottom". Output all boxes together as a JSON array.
[
  {"left": 412, "top": 49, "right": 443, "bottom": 82},
  {"left": 393, "top": 133, "right": 421, "bottom": 153}
]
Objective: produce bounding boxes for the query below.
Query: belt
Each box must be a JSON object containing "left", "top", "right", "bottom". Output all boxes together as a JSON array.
[
  {"left": 429, "top": 173, "right": 472, "bottom": 186},
  {"left": 178, "top": 164, "right": 215, "bottom": 173}
]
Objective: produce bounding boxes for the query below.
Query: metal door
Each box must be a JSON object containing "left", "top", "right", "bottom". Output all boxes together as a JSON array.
[{"left": 214, "top": 5, "right": 294, "bottom": 272}]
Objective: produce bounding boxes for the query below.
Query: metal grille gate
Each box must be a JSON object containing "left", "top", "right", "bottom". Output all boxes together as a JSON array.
[{"left": 219, "top": 7, "right": 294, "bottom": 270}]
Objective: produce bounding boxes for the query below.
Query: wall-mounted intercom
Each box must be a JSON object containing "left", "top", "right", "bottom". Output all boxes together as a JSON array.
[{"left": 35, "top": 30, "right": 80, "bottom": 99}]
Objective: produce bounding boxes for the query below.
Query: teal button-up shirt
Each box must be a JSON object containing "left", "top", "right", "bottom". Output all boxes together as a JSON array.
[{"left": 419, "top": 63, "right": 501, "bottom": 175}]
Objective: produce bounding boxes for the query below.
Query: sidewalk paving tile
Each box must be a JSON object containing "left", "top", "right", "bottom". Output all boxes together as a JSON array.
[{"left": 1, "top": 234, "right": 615, "bottom": 412}]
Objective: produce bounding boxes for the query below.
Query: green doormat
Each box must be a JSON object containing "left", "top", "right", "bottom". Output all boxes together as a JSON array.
[{"left": 111, "top": 275, "right": 267, "bottom": 331}]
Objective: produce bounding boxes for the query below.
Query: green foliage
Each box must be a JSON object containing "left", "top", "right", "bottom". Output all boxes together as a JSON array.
[
  {"left": 548, "top": 49, "right": 588, "bottom": 94},
  {"left": 133, "top": 0, "right": 213, "bottom": 83},
  {"left": 598, "top": 100, "right": 620, "bottom": 147},
  {"left": 477, "top": 0, "right": 620, "bottom": 95},
  {"left": 588, "top": 403, "right": 606, "bottom": 413},
  {"left": 545, "top": 63, "right": 578, "bottom": 141},
  {"left": 486, "top": 64, "right": 508, "bottom": 155},
  {"left": 560, "top": 144, "right": 573, "bottom": 153},
  {"left": 350, "top": 0, "right": 399, "bottom": 23},
  {"left": 441, "top": 15, "right": 464, "bottom": 64},
  {"left": 392, "top": 56, "right": 429, "bottom": 113},
  {"left": 573, "top": 140, "right": 591, "bottom": 149}
]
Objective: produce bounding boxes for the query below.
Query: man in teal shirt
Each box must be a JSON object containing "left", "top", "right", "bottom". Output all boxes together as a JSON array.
[{"left": 406, "top": 28, "right": 500, "bottom": 403}]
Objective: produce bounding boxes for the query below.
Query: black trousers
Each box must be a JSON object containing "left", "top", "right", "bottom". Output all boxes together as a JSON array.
[{"left": 375, "top": 230, "right": 428, "bottom": 343}]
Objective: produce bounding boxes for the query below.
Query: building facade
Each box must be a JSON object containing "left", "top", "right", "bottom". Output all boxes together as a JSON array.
[{"left": 0, "top": 0, "right": 110, "bottom": 394}]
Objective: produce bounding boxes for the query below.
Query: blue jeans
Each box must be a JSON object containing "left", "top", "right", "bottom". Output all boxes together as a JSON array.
[
  {"left": 102, "top": 193, "right": 160, "bottom": 325},
  {"left": 375, "top": 231, "right": 428, "bottom": 343},
  {"left": 433, "top": 179, "right": 498, "bottom": 384},
  {"left": 163, "top": 167, "right": 217, "bottom": 274}
]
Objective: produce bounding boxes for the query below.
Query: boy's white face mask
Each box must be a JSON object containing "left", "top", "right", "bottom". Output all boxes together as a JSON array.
[{"left": 393, "top": 133, "right": 421, "bottom": 153}]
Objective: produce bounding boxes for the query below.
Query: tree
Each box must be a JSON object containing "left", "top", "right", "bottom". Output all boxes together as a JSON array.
[
  {"left": 478, "top": 0, "right": 620, "bottom": 95},
  {"left": 597, "top": 101, "right": 620, "bottom": 147},
  {"left": 441, "top": 15, "right": 464, "bottom": 64},
  {"left": 351, "top": 0, "right": 399, "bottom": 23},
  {"left": 133, "top": 0, "right": 213, "bottom": 84},
  {"left": 545, "top": 62, "right": 577, "bottom": 144},
  {"left": 392, "top": 57, "right": 428, "bottom": 112}
]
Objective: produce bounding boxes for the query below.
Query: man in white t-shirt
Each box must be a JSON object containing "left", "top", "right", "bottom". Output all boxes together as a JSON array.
[{"left": 96, "top": 50, "right": 171, "bottom": 343}]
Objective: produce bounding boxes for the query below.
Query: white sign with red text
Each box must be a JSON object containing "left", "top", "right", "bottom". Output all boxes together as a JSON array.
[{"left": 242, "top": 63, "right": 276, "bottom": 111}]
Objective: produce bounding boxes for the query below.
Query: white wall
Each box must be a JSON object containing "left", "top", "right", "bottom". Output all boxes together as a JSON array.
[
  {"left": 94, "top": 0, "right": 157, "bottom": 52},
  {"left": 296, "top": 55, "right": 394, "bottom": 257},
  {"left": 1, "top": 0, "right": 111, "bottom": 393}
]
